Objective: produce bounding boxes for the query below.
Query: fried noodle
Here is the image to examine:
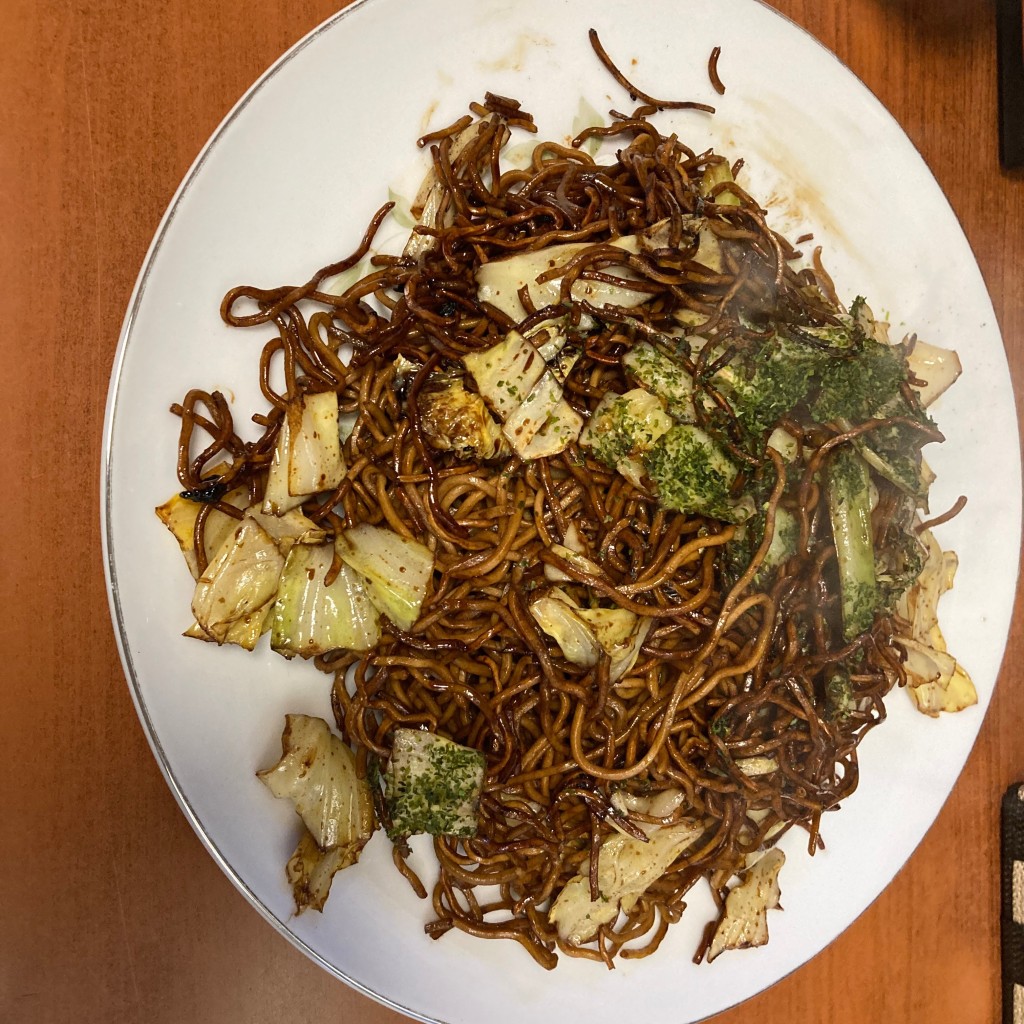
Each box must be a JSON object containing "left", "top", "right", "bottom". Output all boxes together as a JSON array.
[{"left": 170, "top": 63, "right": 914, "bottom": 969}]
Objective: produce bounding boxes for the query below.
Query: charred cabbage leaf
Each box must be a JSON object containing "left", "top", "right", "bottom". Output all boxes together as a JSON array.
[
  {"left": 155, "top": 478, "right": 248, "bottom": 579},
  {"left": 257, "top": 715, "right": 374, "bottom": 853},
  {"left": 549, "top": 794, "right": 701, "bottom": 945},
  {"left": 707, "top": 848, "right": 785, "bottom": 962},
  {"left": 191, "top": 515, "right": 285, "bottom": 648},
  {"left": 419, "top": 375, "right": 506, "bottom": 459}
]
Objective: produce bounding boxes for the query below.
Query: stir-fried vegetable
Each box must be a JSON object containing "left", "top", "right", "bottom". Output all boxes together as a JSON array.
[
  {"left": 264, "top": 391, "right": 345, "bottom": 514},
  {"left": 271, "top": 544, "right": 381, "bottom": 658},
  {"left": 336, "top": 524, "right": 434, "bottom": 631},
  {"left": 155, "top": 481, "right": 248, "bottom": 578},
  {"left": 191, "top": 515, "right": 285, "bottom": 648},
  {"left": 827, "top": 447, "right": 879, "bottom": 639},
  {"left": 419, "top": 376, "right": 506, "bottom": 459},
  {"left": 384, "top": 728, "right": 486, "bottom": 840},
  {"left": 475, "top": 230, "right": 660, "bottom": 323},
  {"left": 706, "top": 848, "right": 785, "bottom": 962},
  {"left": 257, "top": 715, "right": 375, "bottom": 912},
  {"left": 549, "top": 790, "right": 702, "bottom": 944},
  {"left": 895, "top": 527, "right": 977, "bottom": 715}
]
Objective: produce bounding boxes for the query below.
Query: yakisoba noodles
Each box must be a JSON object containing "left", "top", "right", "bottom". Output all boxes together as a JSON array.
[{"left": 161, "top": 36, "right": 974, "bottom": 969}]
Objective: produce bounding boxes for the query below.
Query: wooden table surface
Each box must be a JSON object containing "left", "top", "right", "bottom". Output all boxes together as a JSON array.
[{"left": 3, "top": 0, "right": 1022, "bottom": 1021}]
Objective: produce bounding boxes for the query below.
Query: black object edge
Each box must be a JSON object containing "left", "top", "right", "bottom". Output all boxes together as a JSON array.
[
  {"left": 1002, "top": 784, "right": 1024, "bottom": 1024},
  {"left": 997, "top": 0, "right": 1024, "bottom": 169}
]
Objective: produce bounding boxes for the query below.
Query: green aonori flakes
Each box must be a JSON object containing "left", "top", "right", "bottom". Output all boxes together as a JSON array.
[{"left": 384, "top": 728, "right": 486, "bottom": 841}]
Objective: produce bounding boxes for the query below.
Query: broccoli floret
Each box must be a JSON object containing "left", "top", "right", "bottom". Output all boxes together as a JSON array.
[
  {"left": 384, "top": 729, "right": 485, "bottom": 841},
  {"left": 643, "top": 425, "right": 750, "bottom": 522}
]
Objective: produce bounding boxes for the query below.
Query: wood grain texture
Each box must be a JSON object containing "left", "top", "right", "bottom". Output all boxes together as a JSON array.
[{"left": 1, "top": 1, "right": 1020, "bottom": 1021}]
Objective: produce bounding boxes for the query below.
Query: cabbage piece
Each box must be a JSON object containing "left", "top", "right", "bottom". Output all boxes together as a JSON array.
[
  {"left": 262, "top": 417, "right": 303, "bottom": 515},
  {"left": 271, "top": 544, "right": 381, "bottom": 658},
  {"left": 543, "top": 542, "right": 604, "bottom": 583},
  {"left": 287, "top": 391, "right": 345, "bottom": 496},
  {"left": 257, "top": 714, "right": 374, "bottom": 853},
  {"left": 734, "top": 756, "right": 779, "bottom": 777},
  {"left": 575, "top": 606, "right": 651, "bottom": 681},
  {"left": 527, "top": 321, "right": 569, "bottom": 362},
  {"left": 621, "top": 346, "right": 697, "bottom": 422},
  {"left": 895, "top": 526, "right": 976, "bottom": 716},
  {"left": 155, "top": 482, "right": 248, "bottom": 579},
  {"left": 191, "top": 515, "right": 285, "bottom": 647},
  {"left": 529, "top": 591, "right": 601, "bottom": 667},
  {"left": 899, "top": 640, "right": 977, "bottom": 716},
  {"left": 767, "top": 426, "right": 799, "bottom": 462},
  {"left": 700, "top": 160, "right": 742, "bottom": 210},
  {"left": 643, "top": 424, "right": 752, "bottom": 523},
  {"left": 502, "top": 370, "right": 584, "bottom": 460},
  {"left": 502, "top": 371, "right": 565, "bottom": 451},
  {"left": 263, "top": 392, "right": 345, "bottom": 514},
  {"left": 336, "top": 523, "right": 434, "bottom": 631},
  {"left": 562, "top": 521, "right": 586, "bottom": 556},
  {"left": 574, "top": 607, "right": 636, "bottom": 649},
  {"left": 474, "top": 225, "right": 674, "bottom": 323},
  {"left": 906, "top": 340, "right": 962, "bottom": 408},
  {"left": 606, "top": 787, "right": 688, "bottom": 838},
  {"left": 419, "top": 377, "right": 506, "bottom": 459},
  {"left": 247, "top": 505, "right": 327, "bottom": 555},
  {"left": 549, "top": 346, "right": 580, "bottom": 386},
  {"left": 286, "top": 828, "right": 364, "bottom": 914},
  {"left": 183, "top": 615, "right": 268, "bottom": 649},
  {"left": 404, "top": 120, "right": 489, "bottom": 262},
  {"left": 579, "top": 388, "right": 674, "bottom": 490},
  {"left": 610, "top": 787, "right": 687, "bottom": 820},
  {"left": 516, "top": 398, "right": 584, "bottom": 460},
  {"left": 338, "top": 410, "right": 358, "bottom": 444},
  {"left": 530, "top": 589, "right": 651, "bottom": 681},
  {"left": 548, "top": 816, "right": 703, "bottom": 944},
  {"left": 707, "top": 848, "right": 785, "bottom": 962},
  {"left": 462, "top": 329, "right": 548, "bottom": 421},
  {"left": 460, "top": 326, "right": 584, "bottom": 459},
  {"left": 607, "top": 618, "right": 653, "bottom": 682},
  {"left": 384, "top": 728, "right": 486, "bottom": 840}
]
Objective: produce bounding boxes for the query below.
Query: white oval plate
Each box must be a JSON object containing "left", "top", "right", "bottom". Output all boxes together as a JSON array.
[{"left": 102, "top": 1, "right": 1021, "bottom": 1021}]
